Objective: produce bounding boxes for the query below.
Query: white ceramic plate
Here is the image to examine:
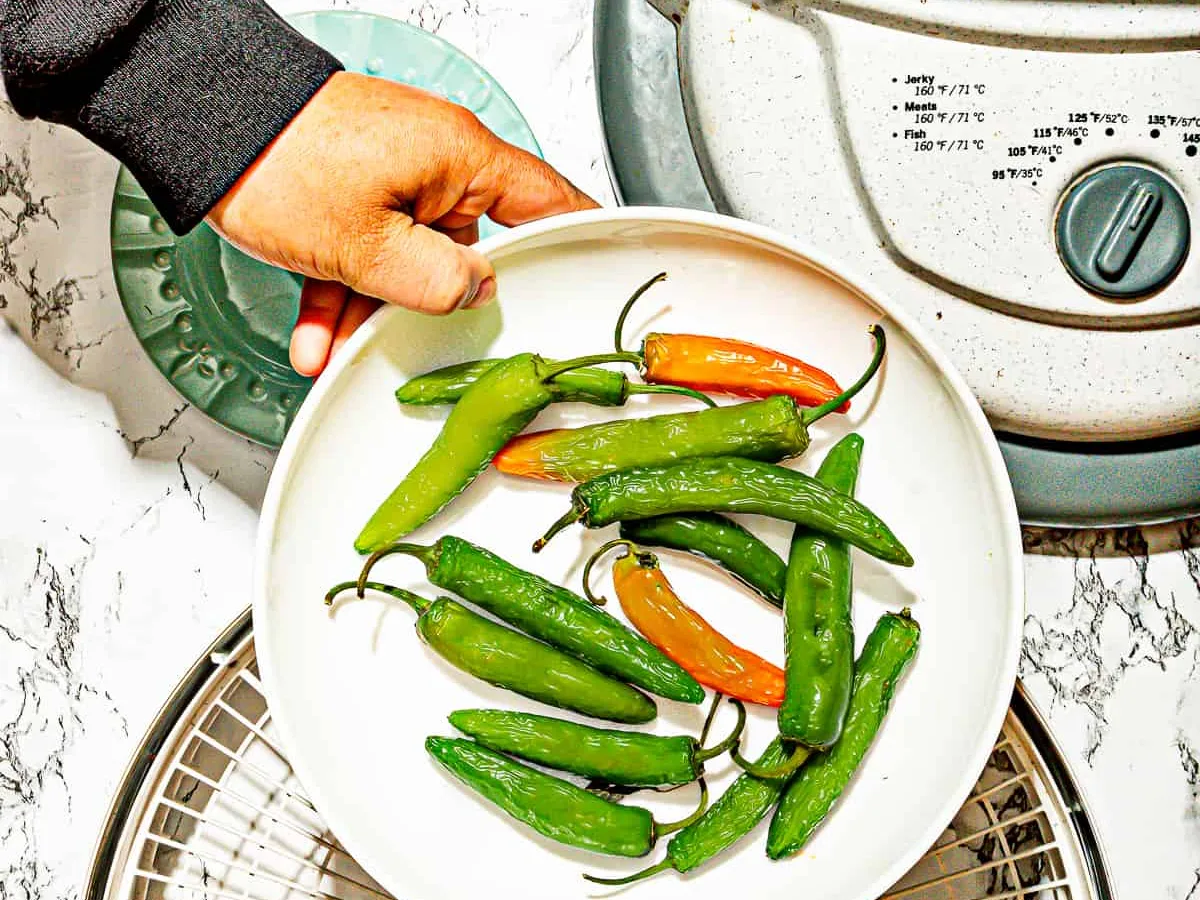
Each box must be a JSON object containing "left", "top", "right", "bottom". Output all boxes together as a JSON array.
[{"left": 253, "top": 209, "right": 1023, "bottom": 900}]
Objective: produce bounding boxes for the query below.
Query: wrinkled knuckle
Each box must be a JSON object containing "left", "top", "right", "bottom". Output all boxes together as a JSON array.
[
  {"left": 335, "top": 216, "right": 390, "bottom": 293},
  {"left": 451, "top": 101, "right": 484, "bottom": 133},
  {"left": 452, "top": 107, "right": 493, "bottom": 161}
]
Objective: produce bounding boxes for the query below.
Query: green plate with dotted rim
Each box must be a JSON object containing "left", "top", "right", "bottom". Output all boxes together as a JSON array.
[{"left": 110, "top": 10, "right": 542, "bottom": 448}]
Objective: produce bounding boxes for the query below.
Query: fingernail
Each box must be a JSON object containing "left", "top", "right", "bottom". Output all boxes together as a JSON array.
[
  {"left": 457, "top": 276, "right": 481, "bottom": 310},
  {"left": 467, "top": 276, "right": 497, "bottom": 309}
]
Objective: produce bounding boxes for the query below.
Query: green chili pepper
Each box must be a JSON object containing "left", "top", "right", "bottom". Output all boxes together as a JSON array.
[
  {"left": 360, "top": 535, "right": 705, "bottom": 704},
  {"left": 396, "top": 360, "right": 497, "bottom": 405},
  {"left": 534, "top": 456, "right": 913, "bottom": 567},
  {"left": 619, "top": 514, "right": 787, "bottom": 608},
  {"left": 426, "top": 737, "right": 709, "bottom": 857},
  {"left": 768, "top": 609, "right": 921, "bottom": 859},
  {"left": 584, "top": 737, "right": 795, "bottom": 884},
  {"left": 447, "top": 700, "right": 745, "bottom": 787},
  {"left": 584, "top": 610, "right": 920, "bottom": 883},
  {"left": 356, "top": 350, "right": 644, "bottom": 552},
  {"left": 395, "top": 358, "right": 712, "bottom": 407},
  {"left": 493, "top": 396, "right": 802, "bottom": 483},
  {"left": 779, "top": 433, "right": 863, "bottom": 748},
  {"left": 493, "top": 327, "right": 884, "bottom": 484},
  {"left": 326, "top": 581, "right": 655, "bottom": 723}
]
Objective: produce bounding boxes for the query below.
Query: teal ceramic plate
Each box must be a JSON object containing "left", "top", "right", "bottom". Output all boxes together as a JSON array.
[{"left": 111, "top": 10, "right": 541, "bottom": 448}]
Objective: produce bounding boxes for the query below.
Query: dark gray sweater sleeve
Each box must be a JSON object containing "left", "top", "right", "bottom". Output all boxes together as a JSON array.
[{"left": 1, "top": 0, "right": 343, "bottom": 232}]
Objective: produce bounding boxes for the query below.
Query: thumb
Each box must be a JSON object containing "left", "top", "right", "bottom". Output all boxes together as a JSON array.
[
  {"left": 483, "top": 142, "right": 600, "bottom": 227},
  {"left": 344, "top": 218, "right": 496, "bottom": 314}
]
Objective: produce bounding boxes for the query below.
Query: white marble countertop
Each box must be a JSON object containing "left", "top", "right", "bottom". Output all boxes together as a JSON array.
[{"left": 0, "top": 2, "right": 1196, "bottom": 899}]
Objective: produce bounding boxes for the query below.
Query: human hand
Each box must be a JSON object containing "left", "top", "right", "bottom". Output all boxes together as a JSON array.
[{"left": 207, "top": 71, "right": 597, "bottom": 376}]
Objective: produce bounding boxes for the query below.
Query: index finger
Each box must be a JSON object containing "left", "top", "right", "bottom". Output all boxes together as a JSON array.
[{"left": 482, "top": 143, "right": 599, "bottom": 227}]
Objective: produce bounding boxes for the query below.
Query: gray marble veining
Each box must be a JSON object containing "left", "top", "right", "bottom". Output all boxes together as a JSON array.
[
  {"left": 1022, "top": 523, "right": 1200, "bottom": 761},
  {"left": 1021, "top": 522, "right": 1200, "bottom": 898}
]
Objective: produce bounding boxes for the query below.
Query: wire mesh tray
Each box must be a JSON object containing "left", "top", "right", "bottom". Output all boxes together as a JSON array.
[{"left": 84, "top": 609, "right": 1112, "bottom": 900}]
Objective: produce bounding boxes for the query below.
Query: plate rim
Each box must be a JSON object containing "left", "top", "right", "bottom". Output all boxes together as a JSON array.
[{"left": 252, "top": 205, "right": 1025, "bottom": 900}]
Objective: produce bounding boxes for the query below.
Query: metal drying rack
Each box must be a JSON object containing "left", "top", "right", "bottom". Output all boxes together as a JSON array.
[{"left": 83, "top": 608, "right": 1112, "bottom": 900}]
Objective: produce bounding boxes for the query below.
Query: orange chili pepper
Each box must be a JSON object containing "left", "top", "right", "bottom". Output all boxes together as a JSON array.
[
  {"left": 584, "top": 540, "right": 786, "bottom": 707},
  {"left": 642, "top": 333, "right": 846, "bottom": 412},
  {"left": 615, "top": 273, "right": 847, "bottom": 412}
]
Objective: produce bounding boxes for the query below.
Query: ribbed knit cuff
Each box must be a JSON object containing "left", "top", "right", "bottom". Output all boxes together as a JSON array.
[{"left": 7, "top": 0, "right": 342, "bottom": 232}]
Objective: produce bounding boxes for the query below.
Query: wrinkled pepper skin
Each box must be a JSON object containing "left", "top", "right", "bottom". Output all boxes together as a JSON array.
[
  {"left": 585, "top": 611, "right": 920, "bottom": 885},
  {"left": 420, "top": 596, "right": 656, "bottom": 724},
  {"left": 379, "top": 536, "right": 704, "bottom": 704},
  {"left": 395, "top": 359, "right": 634, "bottom": 407},
  {"left": 492, "top": 396, "right": 809, "bottom": 483},
  {"left": 426, "top": 737, "right": 655, "bottom": 857},
  {"left": 779, "top": 434, "right": 863, "bottom": 748},
  {"left": 767, "top": 610, "right": 921, "bottom": 859},
  {"left": 395, "top": 359, "right": 505, "bottom": 405},
  {"left": 448, "top": 708, "right": 700, "bottom": 786},
  {"left": 619, "top": 513, "right": 787, "bottom": 608},
  {"left": 492, "top": 396, "right": 811, "bottom": 487},
  {"left": 547, "top": 457, "right": 913, "bottom": 567},
  {"left": 335, "top": 582, "right": 656, "bottom": 723},
  {"left": 356, "top": 353, "right": 553, "bottom": 551},
  {"left": 587, "top": 738, "right": 800, "bottom": 883},
  {"left": 643, "top": 333, "right": 847, "bottom": 412},
  {"left": 611, "top": 552, "right": 786, "bottom": 706},
  {"left": 667, "top": 738, "right": 797, "bottom": 873}
]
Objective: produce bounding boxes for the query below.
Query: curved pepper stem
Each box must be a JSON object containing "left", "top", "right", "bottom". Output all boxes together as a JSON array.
[
  {"left": 579, "top": 538, "right": 659, "bottom": 605},
  {"left": 628, "top": 381, "right": 717, "bottom": 408},
  {"left": 583, "top": 859, "right": 673, "bottom": 887},
  {"left": 697, "top": 691, "right": 724, "bottom": 744},
  {"left": 654, "top": 777, "right": 709, "bottom": 837},
  {"left": 696, "top": 698, "right": 748, "bottom": 763},
  {"left": 731, "top": 742, "right": 812, "bottom": 781},
  {"left": 613, "top": 271, "right": 668, "bottom": 354},
  {"left": 801, "top": 324, "right": 887, "bottom": 425},
  {"left": 531, "top": 504, "right": 586, "bottom": 553},
  {"left": 325, "top": 579, "right": 431, "bottom": 615},
  {"left": 538, "top": 351, "right": 643, "bottom": 383},
  {"left": 356, "top": 541, "right": 436, "bottom": 597}
]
